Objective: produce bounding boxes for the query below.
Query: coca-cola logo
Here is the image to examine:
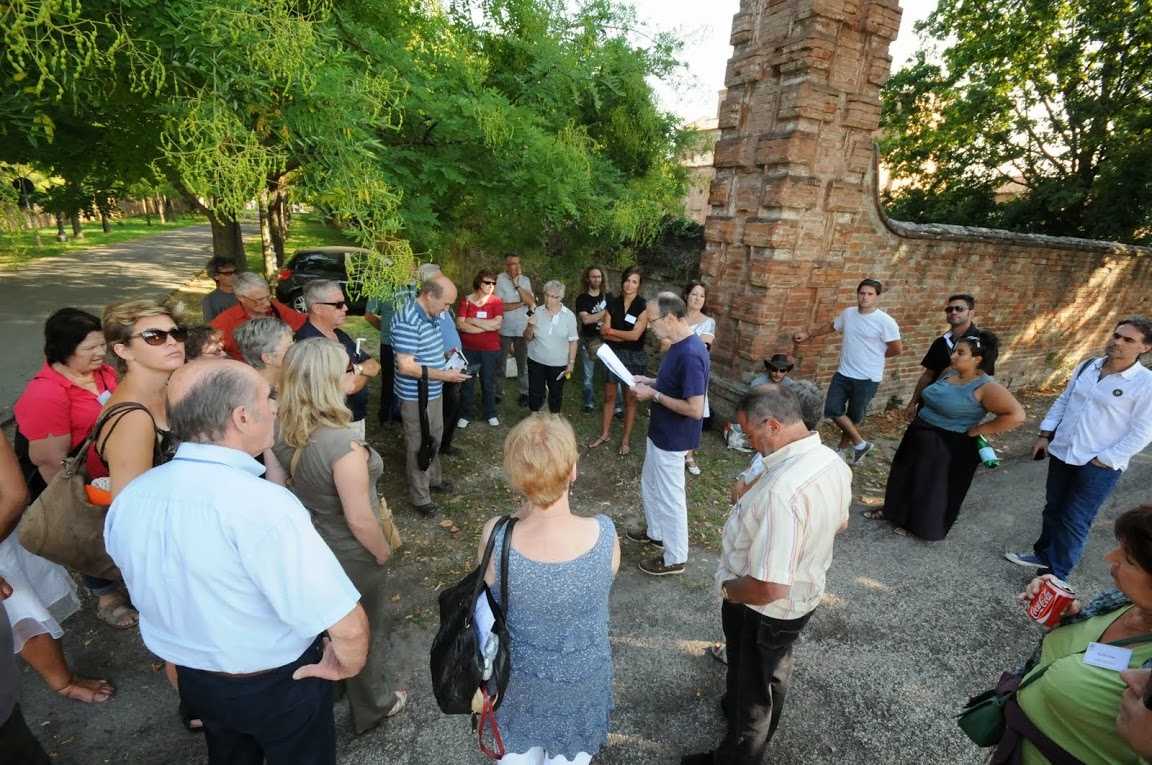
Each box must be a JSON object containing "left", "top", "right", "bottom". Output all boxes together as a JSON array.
[{"left": 1030, "top": 590, "right": 1054, "bottom": 613}]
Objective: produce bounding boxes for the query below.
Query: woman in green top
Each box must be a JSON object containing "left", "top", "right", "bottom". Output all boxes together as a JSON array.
[{"left": 994, "top": 505, "right": 1152, "bottom": 764}]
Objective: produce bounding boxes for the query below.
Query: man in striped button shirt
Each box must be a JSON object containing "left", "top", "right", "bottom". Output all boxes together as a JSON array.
[
  {"left": 390, "top": 274, "right": 471, "bottom": 517},
  {"left": 683, "top": 385, "right": 851, "bottom": 765}
]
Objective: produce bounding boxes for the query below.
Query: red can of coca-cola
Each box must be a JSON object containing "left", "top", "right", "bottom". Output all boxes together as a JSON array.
[{"left": 1026, "top": 578, "right": 1076, "bottom": 628}]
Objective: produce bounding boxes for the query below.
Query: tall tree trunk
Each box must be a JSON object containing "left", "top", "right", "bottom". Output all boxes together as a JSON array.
[
  {"left": 143, "top": 197, "right": 152, "bottom": 226},
  {"left": 70, "top": 213, "right": 84, "bottom": 239},
  {"left": 267, "top": 180, "right": 288, "bottom": 263},
  {"left": 55, "top": 212, "right": 68, "bottom": 242},
  {"left": 100, "top": 210, "right": 111, "bottom": 234},
  {"left": 207, "top": 210, "right": 246, "bottom": 266},
  {"left": 156, "top": 195, "right": 167, "bottom": 224},
  {"left": 258, "top": 187, "right": 278, "bottom": 280}
]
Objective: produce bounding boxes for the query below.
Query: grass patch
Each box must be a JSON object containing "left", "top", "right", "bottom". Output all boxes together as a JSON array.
[{"left": 0, "top": 214, "right": 207, "bottom": 270}]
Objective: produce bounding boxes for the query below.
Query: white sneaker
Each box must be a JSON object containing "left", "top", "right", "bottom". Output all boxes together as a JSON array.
[
  {"left": 457, "top": 419, "right": 469, "bottom": 429},
  {"left": 488, "top": 417, "right": 500, "bottom": 427}
]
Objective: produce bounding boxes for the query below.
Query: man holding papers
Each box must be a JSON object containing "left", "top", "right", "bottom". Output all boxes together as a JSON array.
[{"left": 628, "top": 292, "right": 710, "bottom": 576}]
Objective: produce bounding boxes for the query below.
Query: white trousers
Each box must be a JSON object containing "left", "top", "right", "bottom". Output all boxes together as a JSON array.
[
  {"left": 641, "top": 437, "right": 689, "bottom": 565},
  {"left": 499, "top": 748, "right": 592, "bottom": 765}
]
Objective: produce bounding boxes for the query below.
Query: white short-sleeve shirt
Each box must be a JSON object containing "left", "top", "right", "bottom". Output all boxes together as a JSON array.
[{"left": 834, "top": 307, "right": 901, "bottom": 382}]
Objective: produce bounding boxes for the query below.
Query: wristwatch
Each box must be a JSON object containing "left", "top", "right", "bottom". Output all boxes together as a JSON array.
[
  {"left": 353, "top": 363, "right": 364, "bottom": 376},
  {"left": 653, "top": 391, "right": 663, "bottom": 405},
  {"left": 721, "top": 583, "right": 731, "bottom": 601}
]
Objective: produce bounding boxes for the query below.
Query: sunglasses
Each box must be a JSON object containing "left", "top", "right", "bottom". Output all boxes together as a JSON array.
[
  {"left": 130, "top": 327, "right": 188, "bottom": 346},
  {"left": 216, "top": 269, "right": 237, "bottom": 276},
  {"left": 317, "top": 300, "right": 349, "bottom": 310},
  {"left": 945, "top": 306, "right": 967, "bottom": 313},
  {"left": 482, "top": 280, "right": 497, "bottom": 286}
]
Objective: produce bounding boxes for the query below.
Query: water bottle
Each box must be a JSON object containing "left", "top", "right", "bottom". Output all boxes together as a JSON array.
[{"left": 976, "top": 435, "right": 999, "bottom": 468}]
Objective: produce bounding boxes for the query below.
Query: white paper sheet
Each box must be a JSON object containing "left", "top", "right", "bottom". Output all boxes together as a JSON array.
[{"left": 595, "top": 344, "right": 636, "bottom": 387}]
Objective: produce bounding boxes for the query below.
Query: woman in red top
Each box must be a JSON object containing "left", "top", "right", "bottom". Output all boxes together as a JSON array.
[{"left": 456, "top": 270, "right": 505, "bottom": 427}]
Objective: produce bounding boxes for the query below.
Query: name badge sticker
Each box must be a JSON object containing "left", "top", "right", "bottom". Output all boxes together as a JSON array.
[
  {"left": 476, "top": 311, "right": 487, "bottom": 319},
  {"left": 625, "top": 314, "right": 638, "bottom": 325},
  {"left": 1083, "top": 641, "right": 1133, "bottom": 671},
  {"left": 97, "top": 390, "right": 112, "bottom": 405}
]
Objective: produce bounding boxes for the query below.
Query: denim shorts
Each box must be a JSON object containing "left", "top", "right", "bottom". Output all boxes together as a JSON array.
[{"left": 823, "top": 371, "right": 879, "bottom": 424}]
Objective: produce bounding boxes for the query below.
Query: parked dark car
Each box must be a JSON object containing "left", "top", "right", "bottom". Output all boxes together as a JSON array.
[{"left": 275, "top": 246, "right": 372, "bottom": 315}]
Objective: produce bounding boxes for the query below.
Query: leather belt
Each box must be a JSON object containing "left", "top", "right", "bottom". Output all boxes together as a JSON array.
[{"left": 205, "top": 668, "right": 274, "bottom": 678}]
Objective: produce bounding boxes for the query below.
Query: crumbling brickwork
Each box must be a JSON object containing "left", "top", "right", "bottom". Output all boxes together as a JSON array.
[{"left": 704, "top": 0, "right": 1152, "bottom": 417}]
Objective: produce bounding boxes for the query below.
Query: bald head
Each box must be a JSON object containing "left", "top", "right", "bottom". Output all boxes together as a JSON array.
[
  {"left": 419, "top": 274, "right": 458, "bottom": 316},
  {"left": 167, "top": 359, "right": 273, "bottom": 451}
]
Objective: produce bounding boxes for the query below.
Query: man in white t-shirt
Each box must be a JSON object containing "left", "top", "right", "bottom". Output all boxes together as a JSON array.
[{"left": 793, "top": 278, "right": 902, "bottom": 463}]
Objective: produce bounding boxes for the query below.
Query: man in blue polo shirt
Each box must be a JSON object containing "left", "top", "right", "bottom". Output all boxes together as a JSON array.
[
  {"left": 630, "top": 292, "right": 710, "bottom": 576},
  {"left": 391, "top": 274, "right": 471, "bottom": 517}
]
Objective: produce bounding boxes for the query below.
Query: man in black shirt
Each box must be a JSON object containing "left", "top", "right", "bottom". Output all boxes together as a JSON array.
[
  {"left": 575, "top": 265, "right": 609, "bottom": 413},
  {"left": 903, "top": 293, "right": 979, "bottom": 422}
]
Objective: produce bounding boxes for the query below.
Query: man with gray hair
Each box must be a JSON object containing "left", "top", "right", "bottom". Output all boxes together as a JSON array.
[
  {"left": 296, "top": 280, "right": 381, "bottom": 438},
  {"left": 210, "top": 272, "right": 306, "bottom": 361},
  {"left": 682, "top": 385, "right": 850, "bottom": 765},
  {"left": 495, "top": 251, "right": 536, "bottom": 407},
  {"left": 105, "top": 360, "right": 368, "bottom": 765},
  {"left": 391, "top": 274, "right": 471, "bottom": 516},
  {"left": 629, "top": 292, "right": 710, "bottom": 576}
]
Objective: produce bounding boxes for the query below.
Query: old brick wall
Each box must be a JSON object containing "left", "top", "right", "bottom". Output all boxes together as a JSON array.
[{"left": 702, "top": 0, "right": 1152, "bottom": 418}]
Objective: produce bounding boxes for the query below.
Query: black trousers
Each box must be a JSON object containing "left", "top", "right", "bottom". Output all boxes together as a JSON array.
[
  {"left": 176, "top": 637, "right": 336, "bottom": 765},
  {"left": 527, "top": 358, "right": 567, "bottom": 413},
  {"left": 440, "top": 381, "right": 461, "bottom": 451},
  {"left": 377, "top": 344, "right": 399, "bottom": 423},
  {"left": 0, "top": 704, "right": 51, "bottom": 765},
  {"left": 715, "top": 601, "right": 813, "bottom": 764}
]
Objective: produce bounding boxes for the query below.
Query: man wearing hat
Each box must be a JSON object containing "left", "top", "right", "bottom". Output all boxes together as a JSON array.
[{"left": 750, "top": 354, "right": 796, "bottom": 388}]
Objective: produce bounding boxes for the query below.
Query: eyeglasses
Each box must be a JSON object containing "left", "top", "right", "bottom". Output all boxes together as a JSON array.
[
  {"left": 130, "top": 327, "right": 188, "bottom": 346},
  {"left": 545, "top": 294, "right": 562, "bottom": 300},
  {"left": 945, "top": 306, "right": 967, "bottom": 313},
  {"left": 216, "top": 269, "right": 237, "bottom": 276},
  {"left": 482, "top": 280, "right": 497, "bottom": 286},
  {"left": 316, "top": 300, "right": 349, "bottom": 310},
  {"left": 240, "top": 294, "right": 271, "bottom": 304}
]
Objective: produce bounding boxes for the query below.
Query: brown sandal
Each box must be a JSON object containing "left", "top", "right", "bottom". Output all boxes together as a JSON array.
[
  {"left": 54, "top": 674, "right": 114, "bottom": 704},
  {"left": 587, "top": 435, "right": 610, "bottom": 449},
  {"left": 862, "top": 509, "right": 886, "bottom": 521}
]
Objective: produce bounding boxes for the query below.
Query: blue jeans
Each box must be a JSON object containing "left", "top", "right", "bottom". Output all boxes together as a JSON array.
[
  {"left": 460, "top": 349, "right": 498, "bottom": 420},
  {"left": 1033, "top": 455, "right": 1122, "bottom": 580},
  {"left": 578, "top": 340, "right": 596, "bottom": 408},
  {"left": 176, "top": 637, "right": 335, "bottom": 765}
]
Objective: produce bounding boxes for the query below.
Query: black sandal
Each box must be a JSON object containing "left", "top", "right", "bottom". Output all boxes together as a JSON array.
[{"left": 179, "top": 703, "right": 205, "bottom": 733}]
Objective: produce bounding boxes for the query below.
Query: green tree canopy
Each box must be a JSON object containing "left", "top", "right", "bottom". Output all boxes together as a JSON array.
[{"left": 879, "top": 0, "right": 1152, "bottom": 243}]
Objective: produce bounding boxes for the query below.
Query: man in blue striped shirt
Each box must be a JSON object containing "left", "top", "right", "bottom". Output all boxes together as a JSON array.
[{"left": 391, "top": 274, "right": 471, "bottom": 516}]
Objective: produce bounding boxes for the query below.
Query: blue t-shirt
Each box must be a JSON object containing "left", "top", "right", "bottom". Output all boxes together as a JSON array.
[
  {"left": 649, "top": 334, "right": 710, "bottom": 451},
  {"left": 391, "top": 299, "right": 445, "bottom": 401},
  {"left": 295, "top": 321, "right": 371, "bottom": 421}
]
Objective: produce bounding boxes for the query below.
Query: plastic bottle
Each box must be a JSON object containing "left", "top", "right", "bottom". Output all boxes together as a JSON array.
[{"left": 976, "top": 435, "right": 999, "bottom": 468}]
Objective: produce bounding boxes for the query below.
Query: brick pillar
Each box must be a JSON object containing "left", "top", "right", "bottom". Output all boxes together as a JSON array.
[{"left": 703, "top": 0, "right": 903, "bottom": 415}]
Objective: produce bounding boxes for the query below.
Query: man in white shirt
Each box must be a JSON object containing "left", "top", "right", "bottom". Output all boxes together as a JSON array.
[
  {"left": 495, "top": 252, "right": 536, "bottom": 407},
  {"left": 793, "top": 278, "right": 902, "bottom": 463},
  {"left": 682, "top": 385, "right": 850, "bottom": 765},
  {"left": 1005, "top": 316, "right": 1152, "bottom": 581},
  {"left": 105, "top": 360, "right": 368, "bottom": 765}
]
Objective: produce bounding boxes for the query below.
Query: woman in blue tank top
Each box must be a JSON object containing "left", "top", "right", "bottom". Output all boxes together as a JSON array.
[
  {"left": 865, "top": 332, "right": 1025, "bottom": 540},
  {"left": 477, "top": 415, "right": 620, "bottom": 764}
]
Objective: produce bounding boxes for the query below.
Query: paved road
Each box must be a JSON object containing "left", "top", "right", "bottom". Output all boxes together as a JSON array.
[{"left": 0, "top": 224, "right": 225, "bottom": 423}]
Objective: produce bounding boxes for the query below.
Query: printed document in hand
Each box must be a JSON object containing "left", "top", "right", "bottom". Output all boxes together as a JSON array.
[
  {"left": 445, "top": 348, "right": 468, "bottom": 370},
  {"left": 596, "top": 344, "right": 636, "bottom": 387}
]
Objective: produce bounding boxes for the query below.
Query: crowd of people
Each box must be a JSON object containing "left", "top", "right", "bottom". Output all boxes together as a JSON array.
[{"left": 1, "top": 253, "right": 1151, "bottom": 765}]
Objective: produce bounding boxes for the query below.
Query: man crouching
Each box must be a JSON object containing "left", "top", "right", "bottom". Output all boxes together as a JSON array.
[{"left": 105, "top": 360, "right": 368, "bottom": 765}]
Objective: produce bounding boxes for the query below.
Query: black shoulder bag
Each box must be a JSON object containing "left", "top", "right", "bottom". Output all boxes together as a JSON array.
[
  {"left": 429, "top": 515, "right": 518, "bottom": 758},
  {"left": 416, "top": 365, "right": 439, "bottom": 471}
]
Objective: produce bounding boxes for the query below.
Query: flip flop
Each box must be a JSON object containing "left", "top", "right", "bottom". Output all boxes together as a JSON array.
[
  {"left": 861, "top": 509, "right": 886, "bottom": 521},
  {"left": 893, "top": 527, "right": 910, "bottom": 537},
  {"left": 588, "top": 435, "right": 610, "bottom": 449},
  {"left": 618, "top": 442, "right": 630, "bottom": 456},
  {"left": 709, "top": 644, "right": 728, "bottom": 665}
]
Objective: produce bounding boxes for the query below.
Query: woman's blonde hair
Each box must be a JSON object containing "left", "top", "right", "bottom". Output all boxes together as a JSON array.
[
  {"left": 102, "top": 300, "right": 184, "bottom": 373},
  {"left": 277, "top": 337, "right": 352, "bottom": 447},
  {"left": 503, "top": 414, "right": 577, "bottom": 508}
]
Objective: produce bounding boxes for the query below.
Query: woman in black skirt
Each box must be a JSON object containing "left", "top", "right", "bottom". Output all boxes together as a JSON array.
[
  {"left": 588, "top": 266, "right": 648, "bottom": 456},
  {"left": 865, "top": 332, "right": 1024, "bottom": 540}
]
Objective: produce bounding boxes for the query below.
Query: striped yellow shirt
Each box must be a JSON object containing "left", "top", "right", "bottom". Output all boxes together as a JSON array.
[{"left": 715, "top": 433, "right": 851, "bottom": 620}]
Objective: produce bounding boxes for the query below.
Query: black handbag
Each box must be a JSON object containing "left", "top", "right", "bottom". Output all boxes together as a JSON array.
[
  {"left": 416, "top": 365, "right": 439, "bottom": 471},
  {"left": 429, "top": 515, "right": 518, "bottom": 758}
]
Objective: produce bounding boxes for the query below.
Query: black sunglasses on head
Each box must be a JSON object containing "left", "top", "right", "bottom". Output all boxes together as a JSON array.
[{"left": 131, "top": 327, "right": 188, "bottom": 346}]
